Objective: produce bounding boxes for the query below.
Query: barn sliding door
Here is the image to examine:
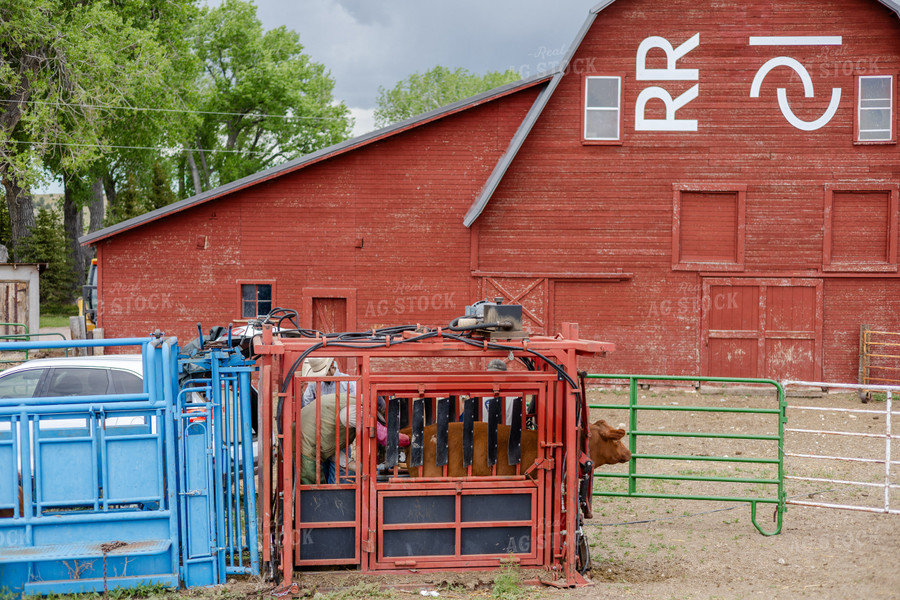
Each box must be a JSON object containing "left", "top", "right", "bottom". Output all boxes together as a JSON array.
[{"left": 701, "top": 278, "right": 822, "bottom": 381}]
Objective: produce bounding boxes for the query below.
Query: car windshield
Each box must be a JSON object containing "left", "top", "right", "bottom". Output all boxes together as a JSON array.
[{"left": 0, "top": 369, "right": 42, "bottom": 398}]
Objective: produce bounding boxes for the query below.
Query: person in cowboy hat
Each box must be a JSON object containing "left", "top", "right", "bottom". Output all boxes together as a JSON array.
[
  {"left": 301, "top": 357, "right": 357, "bottom": 408},
  {"left": 299, "top": 392, "right": 410, "bottom": 484}
]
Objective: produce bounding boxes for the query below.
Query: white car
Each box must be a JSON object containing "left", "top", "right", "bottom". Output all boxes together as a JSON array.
[
  {"left": 0, "top": 354, "right": 257, "bottom": 473},
  {"left": 0, "top": 355, "right": 143, "bottom": 399}
]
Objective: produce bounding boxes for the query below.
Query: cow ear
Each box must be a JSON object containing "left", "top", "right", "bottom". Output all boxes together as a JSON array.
[{"left": 596, "top": 423, "right": 626, "bottom": 441}]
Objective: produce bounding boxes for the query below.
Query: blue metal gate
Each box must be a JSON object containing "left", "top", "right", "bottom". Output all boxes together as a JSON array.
[
  {"left": 0, "top": 336, "right": 258, "bottom": 595},
  {"left": 176, "top": 347, "right": 259, "bottom": 587}
]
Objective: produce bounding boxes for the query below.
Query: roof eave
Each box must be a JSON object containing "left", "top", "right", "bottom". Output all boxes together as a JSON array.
[
  {"left": 463, "top": 9, "right": 600, "bottom": 227},
  {"left": 80, "top": 71, "right": 555, "bottom": 247}
]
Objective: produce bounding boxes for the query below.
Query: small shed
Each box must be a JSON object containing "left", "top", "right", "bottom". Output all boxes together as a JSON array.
[{"left": 0, "top": 263, "right": 42, "bottom": 337}]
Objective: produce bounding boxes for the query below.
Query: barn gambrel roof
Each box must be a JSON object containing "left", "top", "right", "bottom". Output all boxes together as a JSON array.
[{"left": 463, "top": 0, "right": 900, "bottom": 226}]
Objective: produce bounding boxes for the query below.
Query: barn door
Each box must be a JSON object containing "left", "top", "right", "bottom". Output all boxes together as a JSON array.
[
  {"left": 311, "top": 296, "right": 350, "bottom": 373},
  {"left": 0, "top": 281, "right": 28, "bottom": 335},
  {"left": 701, "top": 278, "right": 822, "bottom": 380},
  {"left": 312, "top": 297, "right": 347, "bottom": 333}
]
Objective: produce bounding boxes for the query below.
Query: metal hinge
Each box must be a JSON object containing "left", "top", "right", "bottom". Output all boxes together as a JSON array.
[{"left": 362, "top": 530, "right": 375, "bottom": 553}]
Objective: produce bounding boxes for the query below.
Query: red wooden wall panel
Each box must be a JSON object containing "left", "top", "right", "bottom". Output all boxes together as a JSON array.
[
  {"left": 830, "top": 191, "right": 891, "bottom": 262},
  {"left": 679, "top": 192, "right": 738, "bottom": 263}
]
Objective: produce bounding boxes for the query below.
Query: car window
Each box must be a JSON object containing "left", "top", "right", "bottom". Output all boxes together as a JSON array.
[
  {"left": 0, "top": 369, "right": 43, "bottom": 398},
  {"left": 110, "top": 369, "right": 143, "bottom": 394},
  {"left": 42, "top": 368, "right": 111, "bottom": 397}
]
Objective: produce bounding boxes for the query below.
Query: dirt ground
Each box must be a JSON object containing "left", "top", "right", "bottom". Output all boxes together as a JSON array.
[{"left": 249, "top": 386, "right": 898, "bottom": 600}]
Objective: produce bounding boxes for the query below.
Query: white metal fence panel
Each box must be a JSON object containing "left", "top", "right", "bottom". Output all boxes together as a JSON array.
[{"left": 782, "top": 380, "right": 899, "bottom": 515}]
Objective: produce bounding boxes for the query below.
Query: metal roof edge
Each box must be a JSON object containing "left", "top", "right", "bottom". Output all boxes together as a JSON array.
[
  {"left": 876, "top": 0, "right": 900, "bottom": 16},
  {"left": 590, "top": 0, "right": 617, "bottom": 14},
  {"left": 80, "top": 72, "right": 554, "bottom": 247},
  {"left": 463, "top": 9, "right": 600, "bottom": 227}
]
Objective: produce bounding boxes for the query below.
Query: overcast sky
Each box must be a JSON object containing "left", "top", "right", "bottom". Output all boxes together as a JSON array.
[{"left": 249, "top": 1, "right": 594, "bottom": 135}]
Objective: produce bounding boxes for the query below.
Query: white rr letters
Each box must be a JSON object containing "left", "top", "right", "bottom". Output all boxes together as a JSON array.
[{"left": 635, "top": 34, "right": 700, "bottom": 132}]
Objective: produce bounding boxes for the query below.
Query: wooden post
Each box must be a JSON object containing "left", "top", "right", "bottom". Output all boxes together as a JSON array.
[
  {"left": 91, "top": 328, "right": 104, "bottom": 356},
  {"left": 858, "top": 324, "right": 869, "bottom": 402},
  {"left": 69, "top": 316, "right": 86, "bottom": 356}
]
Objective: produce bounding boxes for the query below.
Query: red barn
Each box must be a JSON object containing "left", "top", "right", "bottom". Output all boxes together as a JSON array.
[{"left": 82, "top": 0, "right": 900, "bottom": 383}]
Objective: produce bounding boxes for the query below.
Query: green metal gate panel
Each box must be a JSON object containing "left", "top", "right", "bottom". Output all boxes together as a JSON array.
[{"left": 586, "top": 374, "right": 785, "bottom": 536}]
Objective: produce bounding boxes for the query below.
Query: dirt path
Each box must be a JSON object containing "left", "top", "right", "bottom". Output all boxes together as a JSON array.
[{"left": 565, "top": 387, "right": 899, "bottom": 599}]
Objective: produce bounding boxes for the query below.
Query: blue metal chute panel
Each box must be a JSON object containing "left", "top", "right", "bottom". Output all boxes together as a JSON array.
[
  {"left": 185, "top": 423, "right": 212, "bottom": 558},
  {"left": 0, "top": 419, "right": 15, "bottom": 510},
  {"left": 176, "top": 389, "right": 220, "bottom": 588},
  {"left": 174, "top": 348, "right": 259, "bottom": 586},
  {"left": 106, "top": 437, "right": 161, "bottom": 500},
  {"left": 0, "top": 337, "right": 182, "bottom": 596},
  {"left": 37, "top": 421, "right": 95, "bottom": 506}
]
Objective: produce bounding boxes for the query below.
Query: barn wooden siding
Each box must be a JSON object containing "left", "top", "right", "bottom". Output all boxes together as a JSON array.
[
  {"left": 94, "top": 88, "right": 541, "bottom": 342},
  {"left": 475, "top": 0, "right": 900, "bottom": 381},
  {"left": 92, "top": 0, "right": 900, "bottom": 383}
]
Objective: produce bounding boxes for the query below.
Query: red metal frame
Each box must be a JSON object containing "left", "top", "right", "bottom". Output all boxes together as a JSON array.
[{"left": 256, "top": 324, "right": 612, "bottom": 586}]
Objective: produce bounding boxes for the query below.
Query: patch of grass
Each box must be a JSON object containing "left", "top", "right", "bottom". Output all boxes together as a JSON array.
[
  {"left": 40, "top": 314, "right": 74, "bottom": 328},
  {"left": 41, "top": 303, "right": 78, "bottom": 317},
  {"left": 315, "top": 583, "right": 391, "bottom": 599},
  {"left": 25, "top": 583, "right": 175, "bottom": 600},
  {"left": 492, "top": 561, "right": 526, "bottom": 600}
]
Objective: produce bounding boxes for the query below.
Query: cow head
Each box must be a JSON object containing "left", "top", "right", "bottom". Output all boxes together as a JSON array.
[{"left": 587, "top": 419, "right": 631, "bottom": 466}]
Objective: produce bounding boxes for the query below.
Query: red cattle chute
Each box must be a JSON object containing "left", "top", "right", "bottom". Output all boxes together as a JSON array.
[{"left": 255, "top": 323, "right": 613, "bottom": 587}]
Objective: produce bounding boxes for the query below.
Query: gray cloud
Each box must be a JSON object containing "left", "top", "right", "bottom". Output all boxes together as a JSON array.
[{"left": 252, "top": 1, "right": 592, "bottom": 110}]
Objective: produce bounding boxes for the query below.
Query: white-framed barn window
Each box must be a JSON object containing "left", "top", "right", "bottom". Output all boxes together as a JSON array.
[
  {"left": 857, "top": 75, "right": 894, "bottom": 142},
  {"left": 584, "top": 76, "right": 621, "bottom": 142}
]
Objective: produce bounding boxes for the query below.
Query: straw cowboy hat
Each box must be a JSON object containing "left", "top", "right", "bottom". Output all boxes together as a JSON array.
[{"left": 301, "top": 357, "right": 335, "bottom": 378}]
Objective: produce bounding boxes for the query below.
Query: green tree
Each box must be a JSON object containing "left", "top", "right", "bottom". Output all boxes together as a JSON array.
[
  {"left": 185, "top": 0, "right": 352, "bottom": 192},
  {"left": 20, "top": 207, "right": 74, "bottom": 309},
  {"left": 104, "top": 172, "right": 143, "bottom": 227},
  {"left": 145, "top": 160, "right": 177, "bottom": 212},
  {"left": 0, "top": 0, "right": 181, "bottom": 260},
  {"left": 53, "top": 0, "right": 198, "bottom": 290},
  {"left": 374, "top": 66, "right": 522, "bottom": 127}
]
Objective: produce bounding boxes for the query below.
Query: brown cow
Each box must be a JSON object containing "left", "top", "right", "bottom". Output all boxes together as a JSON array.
[
  {"left": 0, "top": 485, "right": 23, "bottom": 519},
  {"left": 406, "top": 419, "right": 630, "bottom": 478}
]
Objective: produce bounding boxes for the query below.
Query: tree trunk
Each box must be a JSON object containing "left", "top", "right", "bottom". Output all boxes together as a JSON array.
[
  {"left": 63, "top": 175, "right": 86, "bottom": 289},
  {"left": 186, "top": 150, "right": 203, "bottom": 195},
  {"left": 88, "top": 177, "right": 104, "bottom": 232},
  {"left": 195, "top": 136, "right": 211, "bottom": 190},
  {"left": 1, "top": 174, "right": 35, "bottom": 262},
  {"left": 178, "top": 157, "right": 185, "bottom": 199},
  {"left": 102, "top": 171, "right": 117, "bottom": 209}
]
